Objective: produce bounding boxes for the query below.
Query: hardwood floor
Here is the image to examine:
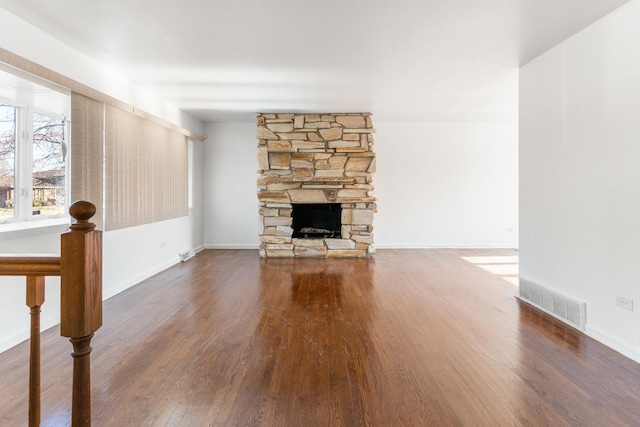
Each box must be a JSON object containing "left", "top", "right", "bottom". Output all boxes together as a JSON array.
[{"left": 1, "top": 249, "right": 640, "bottom": 426}]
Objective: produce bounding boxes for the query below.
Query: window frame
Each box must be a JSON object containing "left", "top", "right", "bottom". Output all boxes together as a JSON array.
[
  {"left": 31, "top": 107, "right": 69, "bottom": 220},
  {"left": 0, "top": 96, "right": 70, "bottom": 228}
]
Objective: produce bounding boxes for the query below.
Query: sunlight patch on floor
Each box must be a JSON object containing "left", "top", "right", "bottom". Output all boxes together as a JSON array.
[
  {"left": 461, "top": 255, "right": 519, "bottom": 287},
  {"left": 461, "top": 256, "right": 519, "bottom": 264}
]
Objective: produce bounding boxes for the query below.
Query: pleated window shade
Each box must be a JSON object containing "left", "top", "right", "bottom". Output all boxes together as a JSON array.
[
  {"left": 70, "top": 92, "right": 105, "bottom": 229},
  {"left": 153, "top": 126, "right": 188, "bottom": 222},
  {"left": 71, "top": 94, "right": 188, "bottom": 232},
  {"left": 104, "top": 104, "right": 188, "bottom": 231},
  {"left": 150, "top": 122, "right": 189, "bottom": 223},
  {"left": 1, "top": 49, "right": 197, "bottom": 231}
]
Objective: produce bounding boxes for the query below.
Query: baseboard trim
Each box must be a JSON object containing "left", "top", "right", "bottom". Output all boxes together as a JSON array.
[
  {"left": 374, "top": 244, "right": 519, "bottom": 249},
  {"left": 203, "top": 244, "right": 518, "bottom": 250},
  {"left": 585, "top": 325, "right": 640, "bottom": 364},
  {"left": 0, "top": 330, "right": 28, "bottom": 354},
  {"left": 204, "top": 244, "right": 259, "bottom": 250},
  {"left": 103, "top": 257, "right": 180, "bottom": 301},
  {"left": 0, "top": 304, "right": 62, "bottom": 354}
]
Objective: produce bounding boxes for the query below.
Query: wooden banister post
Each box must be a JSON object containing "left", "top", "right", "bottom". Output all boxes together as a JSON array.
[
  {"left": 60, "top": 201, "right": 102, "bottom": 427},
  {"left": 26, "top": 275, "right": 45, "bottom": 427}
]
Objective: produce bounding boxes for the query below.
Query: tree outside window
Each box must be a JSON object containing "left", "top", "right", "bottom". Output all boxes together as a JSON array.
[
  {"left": 33, "top": 112, "right": 66, "bottom": 216},
  {"left": 0, "top": 103, "right": 16, "bottom": 219},
  {"left": 0, "top": 102, "right": 66, "bottom": 222}
]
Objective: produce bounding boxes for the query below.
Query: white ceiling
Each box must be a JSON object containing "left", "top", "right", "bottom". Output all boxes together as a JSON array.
[{"left": 0, "top": 0, "right": 632, "bottom": 123}]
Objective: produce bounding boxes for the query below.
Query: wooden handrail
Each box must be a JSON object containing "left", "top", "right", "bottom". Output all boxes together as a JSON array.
[
  {"left": 0, "top": 256, "right": 61, "bottom": 276},
  {"left": 0, "top": 200, "right": 102, "bottom": 427}
]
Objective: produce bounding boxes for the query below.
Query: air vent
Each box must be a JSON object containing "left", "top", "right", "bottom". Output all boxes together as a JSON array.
[
  {"left": 518, "top": 278, "right": 586, "bottom": 331},
  {"left": 179, "top": 249, "right": 195, "bottom": 262}
]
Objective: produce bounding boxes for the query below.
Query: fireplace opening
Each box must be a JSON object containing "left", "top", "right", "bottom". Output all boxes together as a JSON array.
[{"left": 292, "top": 203, "right": 342, "bottom": 239}]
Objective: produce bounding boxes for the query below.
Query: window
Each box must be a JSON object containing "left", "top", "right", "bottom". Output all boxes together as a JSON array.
[
  {"left": 0, "top": 63, "right": 191, "bottom": 232},
  {"left": 0, "top": 100, "right": 68, "bottom": 224},
  {"left": 32, "top": 111, "right": 67, "bottom": 217},
  {"left": 0, "top": 67, "right": 70, "bottom": 228},
  {"left": 0, "top": 103, "right": 16, "bottom": 219}
]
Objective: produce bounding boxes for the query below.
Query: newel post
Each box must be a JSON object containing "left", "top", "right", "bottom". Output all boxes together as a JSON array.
[{"left": 60, "top": 201, "right": 102, "bottom": 427}]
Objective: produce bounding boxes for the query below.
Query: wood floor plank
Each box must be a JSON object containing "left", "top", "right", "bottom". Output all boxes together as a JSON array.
[{"left": 1, "top": 248, "right": 640, "bottom": 426}]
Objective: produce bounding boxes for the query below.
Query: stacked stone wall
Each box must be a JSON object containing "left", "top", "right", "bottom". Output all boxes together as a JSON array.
[{"left": 257, "top": 113, "right": 376, "bottom": 258}]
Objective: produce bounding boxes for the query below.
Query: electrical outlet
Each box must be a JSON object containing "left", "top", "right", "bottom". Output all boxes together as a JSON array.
[{"left": 616, "top": 295, "right": 634, "bottom": 311}]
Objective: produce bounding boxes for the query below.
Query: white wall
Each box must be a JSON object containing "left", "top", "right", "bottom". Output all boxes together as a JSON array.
[
  {"left": 190, "top": 140, "right": 206, "bottom": 249},
  {"left": 520, "top": 0, "right": 640, "bottom": 362},
  {"left": 0, "top": 9, "right": 205, "bottom": 352},
  {"left": 203, "top": 121, "right": 518, "bottom": 249},
  {"left": 375, "top": 122, "right": 518, "bottom": 248},
  {"left": 204, "top": 122, "right": 260, "bottom": 248}
]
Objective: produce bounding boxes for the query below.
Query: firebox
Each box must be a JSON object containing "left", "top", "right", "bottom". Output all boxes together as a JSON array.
[{"left": 291, "top": 203, "right": 342, "bottom": 239}]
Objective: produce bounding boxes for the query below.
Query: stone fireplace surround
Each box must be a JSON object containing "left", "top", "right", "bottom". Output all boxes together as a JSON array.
[{"left": 257, "top": 113, "right": 376, "bottom": 258}]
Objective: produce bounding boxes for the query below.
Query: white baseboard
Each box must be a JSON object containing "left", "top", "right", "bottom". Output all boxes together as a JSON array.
[
  {"left": 374, "top": 243, "right": 519, "bottom": 249},
  {"left": 0, "top": 305, "right": 61, "bottom": 354},
  {"left": 0, "top": 330, "right": 29, "bottom": 354},
  {"left": 204, "top": 244, "right": 259, "bottom": 250},
  {"left": 585, "top": 325, "right": 640, "bottom": 364},
  {"left": 103, "top": 257, "right": 180, "bottom": 301},
  {"left": 202, "top": 244, "right": 517, "bottom": 250}
]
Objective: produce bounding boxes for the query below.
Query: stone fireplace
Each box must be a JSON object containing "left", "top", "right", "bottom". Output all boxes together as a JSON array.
[{"left": 257, "top": 113, "right": 376, "bottom": 258}]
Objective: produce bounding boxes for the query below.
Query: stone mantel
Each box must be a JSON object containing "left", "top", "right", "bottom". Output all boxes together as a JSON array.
[{"left": 257, "top": 113, "right": 376, "bottom": 258}]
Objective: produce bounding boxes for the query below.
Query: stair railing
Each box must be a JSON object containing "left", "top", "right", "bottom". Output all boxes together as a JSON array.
[{"left": 0, "top": 201, "right": 102, "bottom": 426}]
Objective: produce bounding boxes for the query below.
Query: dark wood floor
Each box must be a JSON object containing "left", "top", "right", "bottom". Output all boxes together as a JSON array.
[{"left": 1, "top": 249, "right": 640, "bottom": 426}]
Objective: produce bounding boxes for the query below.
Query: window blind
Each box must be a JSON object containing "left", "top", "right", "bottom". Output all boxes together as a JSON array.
[
  {"left": 150, "top": 123, "right": 189, "bottom": 222},
  {"left": 70, "top": 92, "right": 104, "bottom": 229},
  {"left": 104, "top": 104, "right": 188, "bottom": 231},
  {"left": 3, "top": 51, "right": 193, "bottom": 232}
]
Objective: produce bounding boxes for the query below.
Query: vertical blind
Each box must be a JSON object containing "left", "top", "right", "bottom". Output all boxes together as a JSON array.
[
  {"left": 149, "top": 121, "right": 189, "bottom": 222},
  {"left": 70, "top": 93, "right": 104, "bottom": 228},
  {"left": 71, "top": 92, "right": 188, "bottom": 231}
]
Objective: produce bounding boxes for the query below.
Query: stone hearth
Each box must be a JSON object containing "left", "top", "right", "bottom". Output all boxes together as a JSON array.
[{"left": 257, "top": 113, "right": 376, "bottom": 258}]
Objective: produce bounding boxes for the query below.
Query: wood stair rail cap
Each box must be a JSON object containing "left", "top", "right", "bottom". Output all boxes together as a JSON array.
[{"left": 69, "top": 201, "right": 97, "bottom": 231}]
